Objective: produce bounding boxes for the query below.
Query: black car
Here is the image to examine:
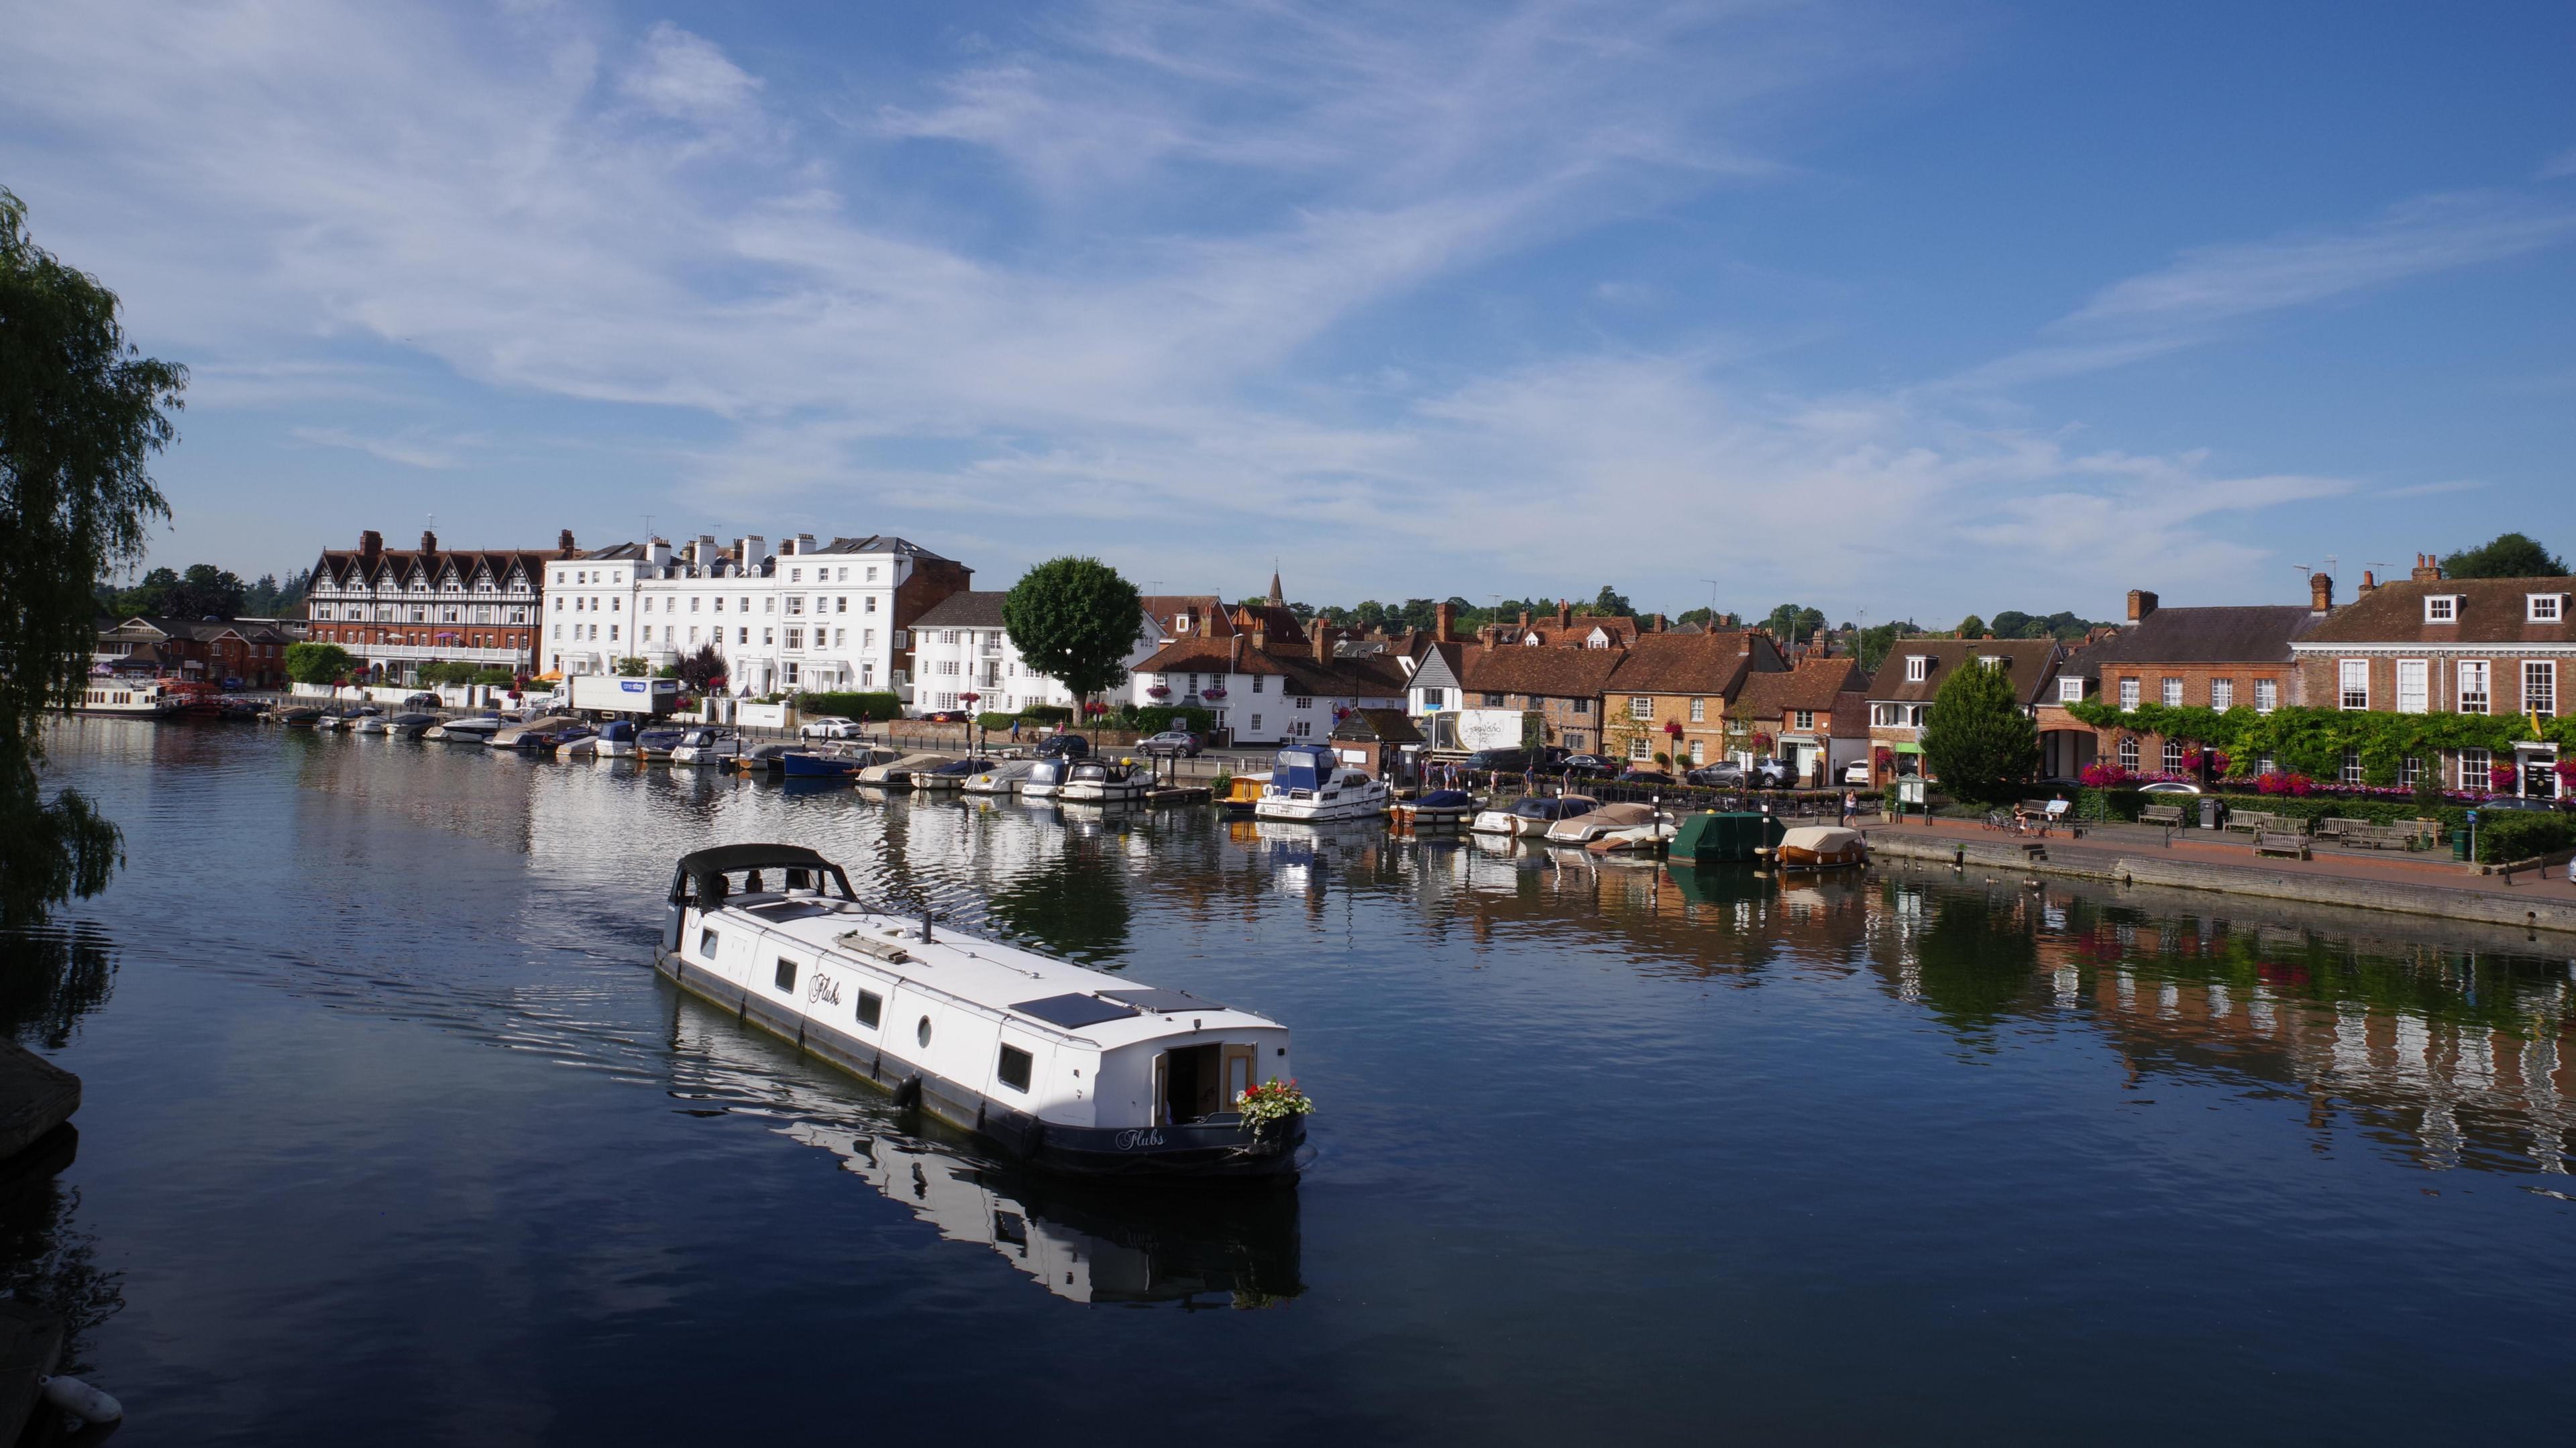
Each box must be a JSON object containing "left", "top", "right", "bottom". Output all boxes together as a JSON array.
[
  {"left": 1617, "top": 769, "right": 1676, "bottom": 785},
  {"left": 1460, "top": 748, "right": 1533, "bottom": 773},
  {"left": 1561, "top": 753, "right": 1619, "bottom": 778},
  {"left": 1034, "top": 732, "right": 1091, "bottom": 759},
  {"left": 1685, "top": 762, "right": 1743, "bottom": 787},
  {"left": 2475, "top": 796, "right": 2563, "bottom": 814}
]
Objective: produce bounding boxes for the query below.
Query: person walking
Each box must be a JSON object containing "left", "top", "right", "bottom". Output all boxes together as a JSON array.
[
  {"left": 1010, "top": 718, "right": 1022, "bottom": 743},
  {"left": 1841, "top": 789, "right": 1856, "bottom": 828}
]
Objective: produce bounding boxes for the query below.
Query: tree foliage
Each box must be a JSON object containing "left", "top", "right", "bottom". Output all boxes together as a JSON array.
[
  {"left": 1762, "top": 603, "right": 1827, "bottom": 646},
  {"left": 283, "top": 641, "right": 354, "bottom": 685},
  {"left": 107, "top": 561, "right": 244, "bottom": 618},
  {"left": 1986, "top": 608, "right": 2103, "bottom": 641},
  {"left": 2442, "top": 531, "right": 2565, "bottom": 579},
  {"left": 1956, "top": 614, "right": 1986, "bottom": 638},
  {"left": 675, "top": 642, "right": 727, "bottom": 692},
  {"left": 612, "top": 656, "right": 649, "bottom": 677},
  {"left": 0, "top": 188, "right": 186, "bottom": 926},
  {"left": 1591, "top": 584, "right": 1634, "bottom": 617},
  {"left": 1004, "top": 557, "right": 1144, "bottom": 702},
  {"left": 1921, "top": 657, "right": 2037, "bottom": 803}
]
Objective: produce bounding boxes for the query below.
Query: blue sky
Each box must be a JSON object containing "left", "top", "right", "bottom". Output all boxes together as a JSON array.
[{"left": 5, "top": 0, "right": 2571, "bottom": 624}]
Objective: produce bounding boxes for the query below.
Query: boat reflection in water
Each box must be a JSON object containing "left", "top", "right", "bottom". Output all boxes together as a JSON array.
[
  {"left": 780, "top": 1121, "right": 1303, "bottom": 1306},
  {"left": 667, "top": 985, "right": 1300, "bottom": 1305}
]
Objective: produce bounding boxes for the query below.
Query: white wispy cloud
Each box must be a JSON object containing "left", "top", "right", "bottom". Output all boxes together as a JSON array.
[
  {"left": 2542, "top": 145, "right": 2576, "bottom": 180},
  {"left": 289, "top": 426, "right": 469, "bottom": 470}
]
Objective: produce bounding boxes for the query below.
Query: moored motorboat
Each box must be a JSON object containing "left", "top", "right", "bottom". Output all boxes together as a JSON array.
[
  {"left": 1471, "top": 793, "right": 1600, "bottom": 837},
  {"left": 427, "top": 715, "right": 504, "bottom": 744},
  {"left": 386, "top": 712, "right": 439, "bottom": 738},
  {"left": 655, "top": 843, "right": 1307, "bottom": 1177},
  {"left": 1544, "top": 801, "right": 1661, "bottom": 848},
  {"left": 1392, "top": 789, "right": 1477, "bottom": 832},
  {"left": 912, "top": 757, "right": 998, "bottom": 791},
  {"left": 1252, "top": 744, "right": 1387, "bottom": 823},
  {"left": 736, "top": 742, "right": 798, "bottom": 775},
  {"left": 492, "top": 714, "right": 579, "bottom": 750},
  {"left": 592, "top": 720, "right": 640, "bottom": 758},
  {"left": 669, "top": 726, "right": 741, "bottom": 767},
  {"left": 351, "top": 713, "right": 391, "bottom": 735},
  {"left": 73, "top": 681, "right": 177, "bottom": 718},
  {"left": 859, "top": 752, "right": 950, "bottom": 786},
  {"left": 1020, "top": 756, "right": 1070, "bottom": 799},
  {"left": 1767, "top": 825, "right": 1868, "bottom": 871},
  {"left": 637, "top": 725, "right": 686, "bottom": 761},
  {"left": 1058, "top": 758, "right": 1155, "bottom": 803},
  {"left": 784, "top": 744, "right": 893, "bottom": 781},
  {"left": 1215, "top": 771, "right": 1269, "bottom": 815},
  {"left": 278, "top": 707, "right": 323, "bottom": 729},
  {"left": 965, "top": 759, "right": 1039, "bottom": 795}
]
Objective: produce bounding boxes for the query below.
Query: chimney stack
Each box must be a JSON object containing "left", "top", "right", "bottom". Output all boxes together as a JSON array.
[
  {"left": 1311, "top": 617, "right": 1332, "bottom": 665},
  {"left": 420, "top": 529, "right": 437, "bottom": 554},
  {"left": 2411, "top": 552, "right": 2442, "bottom": 583},
  {"left": 360, "top": 528, "right": 383, "bottom": 562},
  {"left": 2127, "top": 589, "right": 2158, "bottom": 623},
  {"left": 1558, "top": 600, "right": 1572, "bottom": 630},
  {"left": 2359, "top": 569, "right": 2376, "bottom": 595},
  {"left": 1250, "top": 623, "right": 1265, "bottom": 653},
  {"left": 1230, "top": 636, "right": 1244, "bottom": 671},
  {"left": 557, "top": 528, "right": 578, "bottom": 557},
  {"left": 1652, "top": 613, "right": 1666, "bottom": 632},
  {"left": 1518, "top": 608, "right": 1531, "bottom": 630},
  {"left": 2310, "top": 571, "right": 2334, "bottom": 615},
  {"left": 1434, "top": 601, "right": 1455, "bottom": 643}
]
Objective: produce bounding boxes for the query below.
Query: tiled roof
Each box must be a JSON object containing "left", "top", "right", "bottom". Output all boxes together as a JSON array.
[
  {"left": 1457, "top": 644, "right": 1628, "bottom": 700},
  {"left": 1866, "top": 638, "right": 2059, "bottom": 704},
  {"left": 2075, "top": 606, "right": 2316, "bottom": 675},
  {"left": 1331, "top": 708, "right": 1424, "bottom": 744},
  {"left": 309, "top": 545, "right": 558, "bottom": 592},
  {"left": 811, "top": 535, "right": 954, "bottom": 561},
  {"left": 2297, "top": 577, "right": 2576, "bottom": 647},
  {"left": 1604, "top": 630, "right": 1768, "bottom": 695},
  {"left": 910, "top": 591, "right": 1011, "bottom": 629},
  {"left": 1734, "top": 656, "right": 1866, "bottom": 716}
]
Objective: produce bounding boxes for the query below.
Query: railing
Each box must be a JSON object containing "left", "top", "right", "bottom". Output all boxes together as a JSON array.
[{"left": 351, "top": 644, "right": 527, "bottom": 663}]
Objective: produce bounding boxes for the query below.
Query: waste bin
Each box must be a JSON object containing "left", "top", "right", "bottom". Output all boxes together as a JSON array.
[
  {"left": 2452, "top": 830, "right": 2472, "bottom": 862},
  {"left": 2199, "top": 797, "right": 2221, "bottom": 830}
]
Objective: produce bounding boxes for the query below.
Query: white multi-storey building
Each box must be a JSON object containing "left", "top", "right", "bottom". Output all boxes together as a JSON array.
[
  {"left": 906, "top": 592, "right": 1174, "bottom": 714},
  {"left": 543, "top": 533, "right": 971, "bottom": 701}
]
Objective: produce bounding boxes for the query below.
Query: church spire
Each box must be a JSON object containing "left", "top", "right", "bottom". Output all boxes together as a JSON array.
[{"left": 1267, "top": 560, "right": 1283, "bottom": 607}]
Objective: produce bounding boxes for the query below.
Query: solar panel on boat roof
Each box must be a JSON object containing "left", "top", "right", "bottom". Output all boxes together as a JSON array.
[
  {"left": 1098, "top": 987, "right": 1222, "bottom": 1012},
  {"left": 1011, "top": 993, "right": 1142, "bottom": 1029}
]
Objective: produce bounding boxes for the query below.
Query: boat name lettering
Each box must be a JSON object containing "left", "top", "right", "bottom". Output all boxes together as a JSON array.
[
  {"left": 1114, "top": 1129, "right": 1166, "bottom": 1151},
  {"left": 806, "top": 974, "right": 842, "bottom": 1007}
]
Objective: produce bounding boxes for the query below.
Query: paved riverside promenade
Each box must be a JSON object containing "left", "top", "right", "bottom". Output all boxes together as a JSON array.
[{"left": 1860, "top": 813, "right": 2576, "bottom": 934}]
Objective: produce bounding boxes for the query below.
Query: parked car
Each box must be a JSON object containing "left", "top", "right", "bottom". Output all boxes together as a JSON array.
[
  {"left": 2138, "top": 781, "right": 2202, "bottom": 795},
  {"left": 1561, "top": 753, "right": 1619, "bottom": 779},
  {"left": 1840, "top": 759, "right": 1873, "bottom": 786},
  {"left": 402, "top": 692, "right": 441, "bottom": 710},
  {"left": 1740, "top": 757, "right": 1790, "bottom": 787},
  {"left": 1688, "top": 761, "right": 1745, "bottom": 787},
  {"left": 1034, "top": 732, "right": 1092, "bottom": 759},
  {"left": 799, "top": 716, "right": 865, "bottom": 740},
  {"left": 2474, "top": 795, "right": 2561, "bottom": 813},
  {"left": 1461, "top": 748, "right": 1532, "bottom": 773},
  {"left": 1617, "top": 769, "right": 1676, "bottom": 785},
  {"left": 1141, "top": 730, "right": 1202, "bottom": 758}
]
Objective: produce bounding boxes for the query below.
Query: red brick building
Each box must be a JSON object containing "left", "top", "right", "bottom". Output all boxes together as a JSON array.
[
  {"left": 2033, "top": 584, "right": 2321, "bottom": 779},
  {"left": 302, "top": 529, "right": 570, "bottom": 682},
  {"left": 1729, "top": 655, "right": 1868, "bottom": 786},
  {"left": 93, "top": 616, "right": 300, "bottom": 689}
]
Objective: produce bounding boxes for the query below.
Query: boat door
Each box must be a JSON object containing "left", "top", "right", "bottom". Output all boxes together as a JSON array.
[{"left": 1221, "top": 1043, "right": 1258, "bottom": 1109}]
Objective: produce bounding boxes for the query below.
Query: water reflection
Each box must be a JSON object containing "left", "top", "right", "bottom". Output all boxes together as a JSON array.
[
  {"left": 0, "top": 920, "right": 122, "bottom": 1375},
  {"left": 0, "top": 922, "right": 116, "bottom": 1050}
]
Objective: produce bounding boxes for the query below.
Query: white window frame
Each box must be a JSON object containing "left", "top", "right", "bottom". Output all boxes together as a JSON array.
[
  {"left": 2459, "top": 746, "right": 2491, "bottom": 791},
  {"left": 2162, "top": 740, "right": 2185, "bottom": 773},
  {"left": 2424, "top": 594, "right": 2458, "bottom": 624},
  {"left": 2059, "top": 677, "right": 2084, "bottom": 703},
  {"left": 2254, "top": 679, "right": 2278, "bottom": 714},
  {"left": 2160, "top": 677, "right": 2182, "bottom": 706},
  {"left": 2530, "top": 593, "right": 2564, "bottom": 623},
  {"left": 2524, "top": 660, "right": 2556, "bottom": 718},
  {"left": 2338, "top": 659, "right": 2368, "bottom": 710},
  {"left": 2118, "top": 677, "right": 2140, "bottom": 710},
  {"left": 2117, "top": 736, "right": 2139, "bottom": 771},
  {"left": 1629, "top": 695, "right": 1653, "bottom": 720},
  {"left": 2394, "top": 659, "right": 2428, "bottom": 715},
  {"left": 2209, "top": 678, "right": 2234, "bottom": 710},
  {"left": 1904, "top": 655, "right": 1929, "bottom": 683},
  {"left": 1688, "top": 698, "right": 1705, "bottom": 723},
  {"left": 2456, "top": 659, "right": 2489, "bottom": 716},
  {"left": 2339, "top": 748, "right": 2364, "bottom": 787}
]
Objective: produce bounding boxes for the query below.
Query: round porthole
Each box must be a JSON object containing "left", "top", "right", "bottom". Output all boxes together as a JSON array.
[{"left": 916, "top": 1016, "right": 933, "bottom": 1048}]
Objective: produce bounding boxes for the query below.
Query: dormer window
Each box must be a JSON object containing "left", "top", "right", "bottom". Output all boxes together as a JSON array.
[
  {"left": 1978, "top": 655, "right": 2002, "bottom": 670},
  {"left": 2530, "top": 594, "right": 2564, "bottom": 623},
  {"left": 2058, "top": 677, "right": 2084, "bottom": 702},
  {"left": 1904, "top": 655, "right": 1929, "bottom": 683},
  {"left": 2424, "top": 595, "right": 2458, "bottom": 624}
]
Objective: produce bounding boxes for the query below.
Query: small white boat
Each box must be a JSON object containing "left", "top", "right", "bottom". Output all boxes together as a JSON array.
[
  {"left": 1020, "top": 756, "right": 1069, "bottom": 799},
  {"left": 859, "top": 752, "right": 950, "bottom": 785},
  {"left": 386, "top": 712, "right": 439, "bottom": 738},
  {"left": 670, "top": 727, "right": 741, "bottom": 767},
  {"left": 1252, "top": 744, "right": 1386, "bottom": 823},
  {"left": 655, "top": 844, "right": 1306, "bottom": 1177},
  {"left": 1059, "top": 759, "right": 1155, "bottom": 803},
  {"left": 426, "top": 716, "right": 504, "bottom": 744},
  {"left": 1544, "top": 801, "right": 1664, "bottom": 848},
  {"left": 913, "top": 757, "right": 998, "bottom": 791},
  {"left": 1393, "top": 789, "right": 1477, "bottom": 832},
  {"left": 1471, "top": 794, "right": 1600, "bottom": 837},
  {"left": 492, "top": 714, "right": 578, "bottom": 750},
  {"left": 964, "top": 759, "right": 1039, "bottom": 795},
  {"left": 1768, "top": 825, "right": 1868, "bottom": 870},
  {"left": 561, "top": 734, "right": 599, "bottom": 759},
  {"left": 351, "top": 714, "right": 391, "bottom": 735},
  {"left": 74, "top": 682, "right": 176, "bottom": 718},
  {"left": 593, "top": 720, "right": 640, "bottom": 758}
]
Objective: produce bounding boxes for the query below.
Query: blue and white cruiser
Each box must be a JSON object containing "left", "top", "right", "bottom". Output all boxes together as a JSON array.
[
  {"left": 1252, "top": 743, "right": 1388, "bottom": 824},
  {"left": 655, "top": 844, "right": 1307, "bottom": 1178}
]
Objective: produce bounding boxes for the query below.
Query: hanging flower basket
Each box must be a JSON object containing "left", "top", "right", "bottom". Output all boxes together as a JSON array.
[
  {"left": 1236, "top": 1078, "right": 1313, "bottom": 1137},
  {"left": 1146, "top": 685, "right": 1171, "bottom": 699},
  {"left": 1662, "top": 719, "right": 1682, "bottom": 736},
  {"left": 1202, "top": 686, "right": 1227, "bottom": 700},
  {"left": 1750, "top": 730, "right": 1774, "bottom": 752},
  {"left": 1082, "top": 700, "right": 1110, "bottom": 716},
  {"left": 2489, "top": 762, "right": 2520, "bottom": 793}
]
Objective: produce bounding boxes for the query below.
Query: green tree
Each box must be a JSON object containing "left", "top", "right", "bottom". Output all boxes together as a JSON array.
[
  {"left": 1921, "top": 655, "right": 2038, "bottom": 803},
  {"left": 1763, "top": 603, "right": 1826, "bottom": 646},
  {"left": 612, "top": 656, "right": 649, "bottom": 677},
  {"left": 1956, "top": 614, "right": 1986, "bottom": 638},
  {"left": 1856, "top": 623, "right": 1901, "bottom": 674},
  {"left": 2442, "top": 532, "right": 2565, "bottom": 579},
  {"left": 1003, "top": 557, "right": 1144, "bottom": 704},
  {"left": 283, "top": 641, "right": 355, "bottom": 685},
  {"left": 1592, "top": 584, "right": 1635, "bottom": 616},
  {"left": 1, "top": 188, "right": 186, "bottom": 926}
]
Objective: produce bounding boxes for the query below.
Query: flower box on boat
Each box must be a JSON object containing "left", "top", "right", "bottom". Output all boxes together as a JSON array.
[{"left": 655, "top": 844, "right": 1304, "bottom": 1178}]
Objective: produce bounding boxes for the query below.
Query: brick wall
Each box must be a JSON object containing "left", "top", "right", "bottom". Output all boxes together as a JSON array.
[
  {"left": 2296, "top": 652, "right": 2564, "bottom": 718},
  {"left": 2095, "top": 659, "right": 2303, "bottom": 713}
]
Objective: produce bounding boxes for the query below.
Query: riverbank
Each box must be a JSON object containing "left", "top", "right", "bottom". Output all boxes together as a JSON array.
[{"left": 1864, "top": 816, "right": 2576, "bottom": 936}]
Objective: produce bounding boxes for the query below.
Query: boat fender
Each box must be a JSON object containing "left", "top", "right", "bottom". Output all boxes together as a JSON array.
[
  {"left": 890, "top": 1074, "right": 922, "bottom": 1111},
  {"left": 40, "top": 1376, "right": 123, "bottom": 1424}
]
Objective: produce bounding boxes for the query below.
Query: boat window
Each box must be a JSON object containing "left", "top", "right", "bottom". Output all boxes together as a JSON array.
[
  {"left": 996, "top": 1046, "right": 1032, "bottom": 1093},
  {"left": 856, "top": 990, "right": 882, "bottom": 1028},
  {"left": 699, "top": 928, "right": 720, "bottom": 956},
  {"left": 916, "top": 1015, "right": 933, "bottom": 1048},
  {"left": 775, "top": 958, "right": 798, "bottom": 992}
]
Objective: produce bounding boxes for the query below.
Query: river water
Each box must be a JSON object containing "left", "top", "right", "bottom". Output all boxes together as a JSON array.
[{"left": 7, "top": 720, "right": 2575, "bottom": 1443}]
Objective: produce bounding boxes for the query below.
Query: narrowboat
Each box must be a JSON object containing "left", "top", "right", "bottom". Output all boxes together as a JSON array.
[
  {"left": 1252, "top": 744, "right": 1387, "bottom": 823},
  {"left": 655, "top": 844, "right": 1308, "bottom": 1177},
  {"left": 1470, "top": 794, "right": 1599, "bottom": 837},
  {"left": 1058, "top": 759, "right": 1155, "bottom": 803}
]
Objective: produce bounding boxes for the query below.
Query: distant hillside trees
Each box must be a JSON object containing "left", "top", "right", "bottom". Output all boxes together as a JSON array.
[{"left": 2443, "top": 532, "right": 2565, "bottom": 579}]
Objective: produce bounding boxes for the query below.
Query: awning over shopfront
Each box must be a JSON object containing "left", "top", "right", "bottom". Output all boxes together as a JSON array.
[{"left": 1890, "top": 741, "right": 1923, "bottom": 755}]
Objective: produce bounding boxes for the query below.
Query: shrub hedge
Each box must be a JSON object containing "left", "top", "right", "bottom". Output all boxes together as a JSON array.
[
  {"left": 794, "top": 691, "right": 904, "bottom": 721},
  {"left": 2473, "top": 812, "right": 2575, "bottom": 863}
]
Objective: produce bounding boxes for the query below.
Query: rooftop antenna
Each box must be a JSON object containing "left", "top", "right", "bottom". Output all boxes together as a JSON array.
[{"left": 2326, "top": 554, "right": 2339, "bottom": 579}]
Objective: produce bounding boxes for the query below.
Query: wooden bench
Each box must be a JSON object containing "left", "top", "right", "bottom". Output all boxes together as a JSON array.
[
  {"left": 2340, "top": 820, "right": 2432, "bottom": 851},
  {"left": 2139, "top": 803, "right": 2186, "bottom": 828},
  {"left": 2224, "top": 809, "right": 2291, "bottom": 835},
  {"left": 2253, "top": 832, "right": 2310, "bottom": 860},
  {"left": 2314, "top": 817, "right": 2351, "bottom": 839}
]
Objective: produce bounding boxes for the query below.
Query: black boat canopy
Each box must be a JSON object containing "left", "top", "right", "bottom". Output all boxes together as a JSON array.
[{"left": 668, "top": 843, "right": 857, "bottom": 905}]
